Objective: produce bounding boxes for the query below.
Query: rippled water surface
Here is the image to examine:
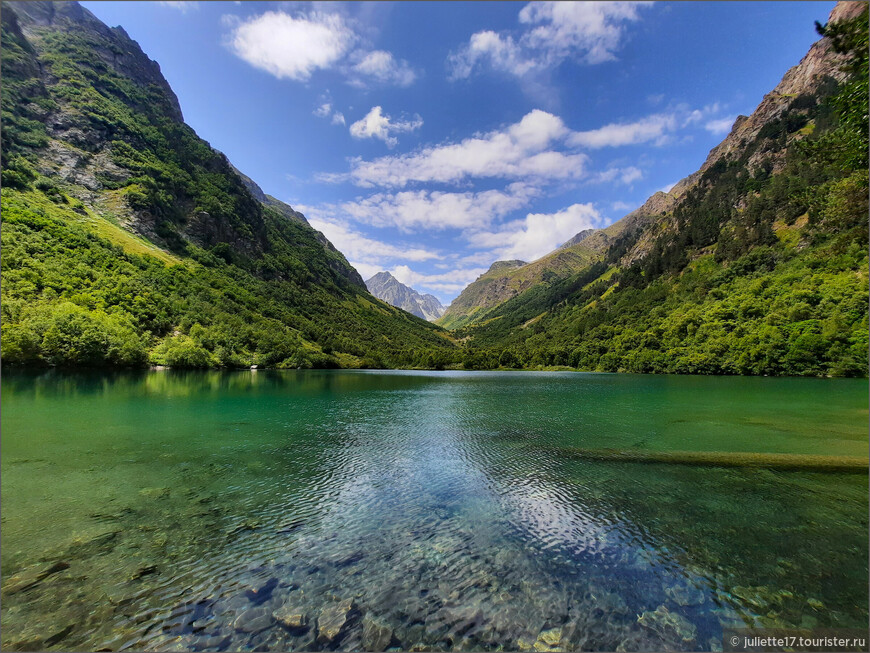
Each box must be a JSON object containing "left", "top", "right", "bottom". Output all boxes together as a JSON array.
[{"left": 2, "top": 370, "right": 867, "bottom": 651}]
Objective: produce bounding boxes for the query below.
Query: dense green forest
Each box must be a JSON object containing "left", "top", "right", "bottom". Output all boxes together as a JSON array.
[{"left": 1, "top": 2, "right": 866, "bottom": 376}]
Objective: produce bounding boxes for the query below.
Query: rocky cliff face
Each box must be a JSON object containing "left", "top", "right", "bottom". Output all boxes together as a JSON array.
[
  {"left": 573, "top": 2, "right": 861, "bottom": 271},
  {"left": 231, "top": 164, "right": 365, "bottom": 289},
  {"left": 612, "top": 0, "right": 860, "bottom": 266},
  {"left": 700, "top": 0, "right": 860, "bottom": 176},
  {"left": 365, "top": 272, "right": 445, "bottom": 321},
  {"left": 8, "top": 0, "right": 183, "bottom": 120}
]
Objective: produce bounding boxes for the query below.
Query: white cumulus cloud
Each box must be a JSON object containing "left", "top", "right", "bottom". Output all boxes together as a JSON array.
[
  {"left": 313, "top": 98, "right": 347, "bottom": 126},
  {"left": 227, "top": 11, "right": 356, "bottom": 81},
  {"left": 569, "top": 113, "right": 677, "bottom": 148},
  {"left": 300, "top": 211, "right": 440, "bottom": 266},
  {"left": 319, "top": 105, "right": 730, "bottom": 189},
  {"left": 159, "top": 1, "right": 199, "bottom": 13},
  {"left": 225, "top": 10, "right": 414, "bottom": 87},
  {"left": 449, "top": 1, "right": 654, "bottom": 80},
  {"left": 705, "top": 115, "right": 738, "bottom": 135},
  {"left": 349, "top": 106, "right": 423, "bottom": 147},
  {"left": 519, "top": 1, "right": 654, "bottom": 65},
  {"left": 590, "top": 166, "right": 643, "bottom": 184},
  {"left": 469, "top": 203, "right": 604, "bottom": 262},
  {"left": 343, "top": 109, "right": 586, "bottom": 187},
  {"left": 447, "top": 31, "right": 534, "bottom": 80},
  {"left": 336, "top": 183, "right": 539, "bottom": 232},
  {"left": 350, "top": 51, "right": 416, "bottom": 87}
]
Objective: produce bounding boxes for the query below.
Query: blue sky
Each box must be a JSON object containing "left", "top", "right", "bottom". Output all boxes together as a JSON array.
[{"left": 82, "top": 1, "right": 835, "bottom": 303}]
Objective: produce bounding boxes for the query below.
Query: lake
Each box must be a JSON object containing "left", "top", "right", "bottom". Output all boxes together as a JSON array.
[{"left": 1, "top": 369, "right": 867, "bottom": 652}]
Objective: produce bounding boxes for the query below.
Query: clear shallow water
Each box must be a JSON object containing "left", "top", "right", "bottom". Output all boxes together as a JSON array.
[{"left": 1, "top": 370, "right": 867, "bottom": 652}]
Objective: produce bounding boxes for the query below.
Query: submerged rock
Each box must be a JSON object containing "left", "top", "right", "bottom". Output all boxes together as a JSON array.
[
  {"left": 517, "top": 636, "right": 536, "bottom": 651},
  {"left": 233, "top": 607, "right": 273, "bottom": 633},
  {"left": 317, "top": 598, "right": 356, "bottom": 643},
  {"left": 637, "top": 605, "right": 697, "bottom": 642},
  {"left": 533, "top": 626, "right": 564, "bottom": 651},
  {"left": 665, "top": 584, "right": 706, "bottom": 607},
  {"left": 2, "top": 561, "right": 70, "bottom": 595},
  {"left": 157, "top": 634, "right": 196, "bottom": 651},
  {"left": 130, "top": 564, "right": 158, "bottom": 580},
  {"left": 245, "top": 577, "right": 278, "bottom": 605},
  {"left": 362, "top": 615, "right": 393, "bottom": 651},
  {"left": 273, "top": 605, "right": 309, "bottom": 630},
  {"left": 138, "top": 487, "right": 170, "bottom": 499},
  {"left": 731, "top": 585, "right": 781, "bottom": 610},
  {"left": 44, "top": 624, "right": 76, "bottom": 648}
]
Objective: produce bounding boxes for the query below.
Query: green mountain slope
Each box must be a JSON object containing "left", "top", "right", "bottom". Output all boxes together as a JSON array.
[
  {"left": 1, "top": 0, "right": 454, "bottom": 369},
  {"left": 455, "top": 2, "right": 868, "bottom": 377},
  {"left": 438, "top": 242, "right": 601, "bottom": 329},
  {"left": 437, "top": 186, "right": 684, "bottom": 331}
]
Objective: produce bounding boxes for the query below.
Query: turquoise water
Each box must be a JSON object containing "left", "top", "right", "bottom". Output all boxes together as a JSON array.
[{"left": 1, "top": 370, "right": 867, "bottom": 651}]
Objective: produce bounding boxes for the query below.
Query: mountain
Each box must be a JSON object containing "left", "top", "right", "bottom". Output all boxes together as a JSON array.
[
  {"left": 0, "top": 0, "right": 454, "bottom": 369},
  {"left": 365, "top": 272, "right": 445, "bottom": 322},
  {"left": 451, "top": 1, "right": 868, "bottom": 377}
]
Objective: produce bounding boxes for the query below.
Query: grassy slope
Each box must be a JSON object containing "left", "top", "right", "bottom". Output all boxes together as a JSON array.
[{"left": 438, "top": 242, "right": 600, "bottom": 330}]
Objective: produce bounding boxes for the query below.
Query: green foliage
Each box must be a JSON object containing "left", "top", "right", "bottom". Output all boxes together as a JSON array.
[
  {"left": 2, "top": 5, "right": 865, "bottom": 377},
  {"left": 2, "top": 301, "right": 147, "bottom": 367},
  {"left": 1, "top": 191, "right": 454, "bottom": 369},
  {"left": 815, "top": 4, "right": 869, "bottom": 170},
  {"left": 151, "top": 335, "right": 214, "bottom": 369}
]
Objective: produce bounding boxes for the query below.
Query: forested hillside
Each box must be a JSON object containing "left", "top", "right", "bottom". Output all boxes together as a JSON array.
[
  {"left": 1, "top": 1, "right": 454, "bottom": 369},
  {"left": 450, "top": 2, "right": 868, "bottom": 377}
]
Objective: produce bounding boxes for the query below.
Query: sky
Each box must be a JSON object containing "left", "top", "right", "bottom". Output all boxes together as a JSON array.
[{"left": 81, "top": 0, "right": 836, "bottom": 304}]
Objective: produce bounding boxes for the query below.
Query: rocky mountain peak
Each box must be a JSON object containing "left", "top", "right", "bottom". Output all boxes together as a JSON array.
[
  {"left": 8, "top": 0, "right": 184, "bottom": 122},
  {"left": 365, "top": 273, "right": 445, "bottom": 322},
  {"left": 560, "top": 229, "right": 598, "bottom": 249}
]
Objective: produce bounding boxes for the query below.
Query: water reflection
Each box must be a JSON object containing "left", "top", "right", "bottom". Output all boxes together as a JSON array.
[{"left": 1, "top": 370, "right": 866, "bottom": 651}]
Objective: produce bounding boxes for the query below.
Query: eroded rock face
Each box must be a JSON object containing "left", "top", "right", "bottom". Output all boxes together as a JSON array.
[
  {"left": 616, "top": 0, "right": 860, "bottom": 266},
  {"left": 4, "top": 1, "right": 367, "bottom": 290},
  {"left": 701, "top": 1, "right": 863, "bottom": 177}
]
